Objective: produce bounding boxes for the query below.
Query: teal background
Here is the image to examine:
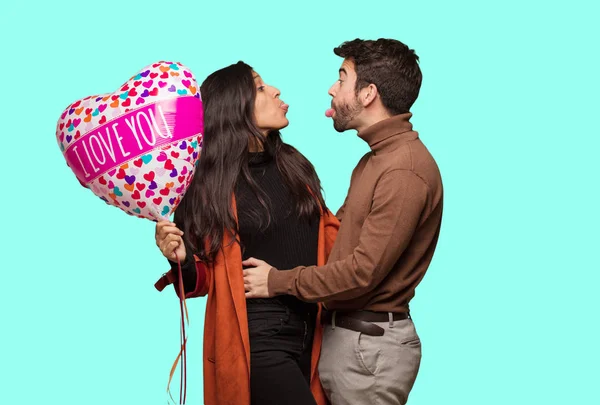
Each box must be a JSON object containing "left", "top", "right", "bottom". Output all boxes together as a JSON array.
[{"left": 1, "top": 0, "right": 598, "bottom": 403}]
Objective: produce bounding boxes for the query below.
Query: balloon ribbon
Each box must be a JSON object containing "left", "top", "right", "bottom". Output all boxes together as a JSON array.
[{"left": 167, "top": 256, "right": 189, "bottom": 404}]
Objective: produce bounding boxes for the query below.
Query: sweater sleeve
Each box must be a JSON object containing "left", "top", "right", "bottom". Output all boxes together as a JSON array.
[
  {"left": 167, "top": 247, "right": 198, "bottom": 294},
  {"left": 268, "top": 170, "right": 428, "bottom": 302}
]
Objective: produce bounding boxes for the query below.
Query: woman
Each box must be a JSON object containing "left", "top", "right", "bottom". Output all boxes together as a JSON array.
[{"left": 154, "top": 61, "right": 339, "bottom": 405}]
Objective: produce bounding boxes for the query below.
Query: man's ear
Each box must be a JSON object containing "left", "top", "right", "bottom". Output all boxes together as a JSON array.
[{"left": 361, "top": 83, "right": 378, "bottom": 107}]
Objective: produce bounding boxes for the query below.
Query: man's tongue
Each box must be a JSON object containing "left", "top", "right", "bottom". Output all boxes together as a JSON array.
[{"left": 325, "top": 108, "right": 335, "bottom": 118}]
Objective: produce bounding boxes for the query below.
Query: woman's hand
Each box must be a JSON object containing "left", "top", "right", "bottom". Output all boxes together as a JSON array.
[{"left": 155, "top": 221, "right": 186, "bottom": 262}]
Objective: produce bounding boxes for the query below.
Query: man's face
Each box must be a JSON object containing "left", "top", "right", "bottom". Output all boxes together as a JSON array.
[{"left": 328, "top": 59, "right": 363, "bottom": 132}]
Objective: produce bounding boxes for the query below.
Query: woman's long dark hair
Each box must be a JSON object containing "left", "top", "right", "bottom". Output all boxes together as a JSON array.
[{"left": 175, "top": 61, "right": 326, "bottom": 263}]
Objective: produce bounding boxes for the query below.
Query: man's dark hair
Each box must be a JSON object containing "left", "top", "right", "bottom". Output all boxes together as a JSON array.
[{"left": 334, "top": 38, "right": 422, "bottom": 115}]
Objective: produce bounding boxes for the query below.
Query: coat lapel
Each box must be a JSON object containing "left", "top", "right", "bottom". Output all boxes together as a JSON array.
[{"left": 223, "top": 196, "right": 251, "bottom": 374}]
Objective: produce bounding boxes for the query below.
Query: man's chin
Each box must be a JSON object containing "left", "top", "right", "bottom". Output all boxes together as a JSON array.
[{"left": 333, "top": 119, "right": 347, "bottom": 133}]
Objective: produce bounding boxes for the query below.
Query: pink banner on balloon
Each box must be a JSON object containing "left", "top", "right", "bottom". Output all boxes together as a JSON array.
[{"left": 64, "top": 96, "right": 203, "bottom": 184}]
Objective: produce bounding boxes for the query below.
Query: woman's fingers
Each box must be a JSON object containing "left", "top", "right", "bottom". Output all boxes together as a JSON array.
[
  {"left": 159, "top": 235, "right": 185, "bottom": 259},
  {"left": 155, "top": 224, "right": 184, "bottom": 246}
]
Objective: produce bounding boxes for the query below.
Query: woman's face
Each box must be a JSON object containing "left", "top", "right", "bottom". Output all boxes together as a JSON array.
[{"left": 253, "top": 72, "right": 289, "bottom": 135}]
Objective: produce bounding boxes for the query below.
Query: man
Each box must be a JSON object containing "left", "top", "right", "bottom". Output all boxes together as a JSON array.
[{"left": 243, "top": 38, "right": 443, "bottom": 405}]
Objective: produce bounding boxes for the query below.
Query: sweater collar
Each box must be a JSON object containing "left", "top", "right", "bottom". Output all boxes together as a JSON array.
[
  {"left": 358, "top": 113, "right": 416, "bottom": 153},
  {"left": 248, "top": 151, "right": 273, "bottom": 167}
]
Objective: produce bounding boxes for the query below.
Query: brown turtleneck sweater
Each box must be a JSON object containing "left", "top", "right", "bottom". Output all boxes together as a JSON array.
[{"left": 268, "top": 113, "right": 443, "bottom": 313}]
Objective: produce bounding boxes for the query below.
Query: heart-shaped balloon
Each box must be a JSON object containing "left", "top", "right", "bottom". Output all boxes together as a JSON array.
[{"left": 56, "top": 60, "right": 203, "bottom": 221}]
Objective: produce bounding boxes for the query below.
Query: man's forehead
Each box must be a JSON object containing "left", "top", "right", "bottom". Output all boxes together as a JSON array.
[{"left": 340, "top": 59, "right": 356, "bottom": 74}]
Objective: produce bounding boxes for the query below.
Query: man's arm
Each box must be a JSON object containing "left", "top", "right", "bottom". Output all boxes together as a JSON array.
[{"left": 268, "top": 170, "right": 428, "bottom": 302}]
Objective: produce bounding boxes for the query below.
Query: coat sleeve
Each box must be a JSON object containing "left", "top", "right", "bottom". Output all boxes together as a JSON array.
[{"left": 155, "top": 254, "right": 211, "bottom": 298}]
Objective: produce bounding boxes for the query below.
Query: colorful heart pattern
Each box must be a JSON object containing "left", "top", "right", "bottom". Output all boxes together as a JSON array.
[{"left": 56, "top": 61, "right": 203, "bottom": 221}]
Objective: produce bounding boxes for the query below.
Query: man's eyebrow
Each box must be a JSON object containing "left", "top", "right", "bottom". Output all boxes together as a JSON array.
[{"left": 339, "top": 68, "right": 347, "bottom": 75}]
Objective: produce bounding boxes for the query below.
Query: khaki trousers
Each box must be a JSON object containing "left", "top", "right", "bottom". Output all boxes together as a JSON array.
[{"left": 318, "top": 316, "right": 422, "bottom": 405}]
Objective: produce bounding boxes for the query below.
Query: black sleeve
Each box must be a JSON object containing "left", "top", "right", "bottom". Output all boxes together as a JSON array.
[{"left": 167, "top": 243, "right": 198, "bottom": 294}]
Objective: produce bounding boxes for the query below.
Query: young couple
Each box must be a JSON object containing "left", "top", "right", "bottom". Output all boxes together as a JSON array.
[{"left": 154, "top": 38, "right": 443, "bottom": 405}]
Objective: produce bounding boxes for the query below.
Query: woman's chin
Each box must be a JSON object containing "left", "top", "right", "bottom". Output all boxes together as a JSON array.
[
  {"left": 277, "top": 118, "right": 290, "bottom": 130},
  {"left": 262, "top": 118, "right": 290, "bottom": 133}
]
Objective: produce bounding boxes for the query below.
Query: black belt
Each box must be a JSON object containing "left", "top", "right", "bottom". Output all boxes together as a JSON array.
[{"left": 321, "top": 310, "right": 410, "bottom": 336}]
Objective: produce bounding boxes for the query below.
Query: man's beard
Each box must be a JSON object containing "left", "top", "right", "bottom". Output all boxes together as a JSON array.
[{"left": 332, "top": 97, "right": 363, "bottom": 132}]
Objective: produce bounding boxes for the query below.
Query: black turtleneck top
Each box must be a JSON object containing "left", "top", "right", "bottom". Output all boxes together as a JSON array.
[{"left": 170, "top": 151, "right": 319, "bottom": 313}]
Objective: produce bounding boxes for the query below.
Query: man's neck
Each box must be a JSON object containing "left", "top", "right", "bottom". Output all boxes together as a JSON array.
[{"left": 355, "top": 111, "right": 393, "bottom": 135}]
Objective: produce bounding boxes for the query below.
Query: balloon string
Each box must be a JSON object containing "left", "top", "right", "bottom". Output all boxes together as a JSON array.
[{"left": 167, "top": 254, "right": 188, "bottom": 404}]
